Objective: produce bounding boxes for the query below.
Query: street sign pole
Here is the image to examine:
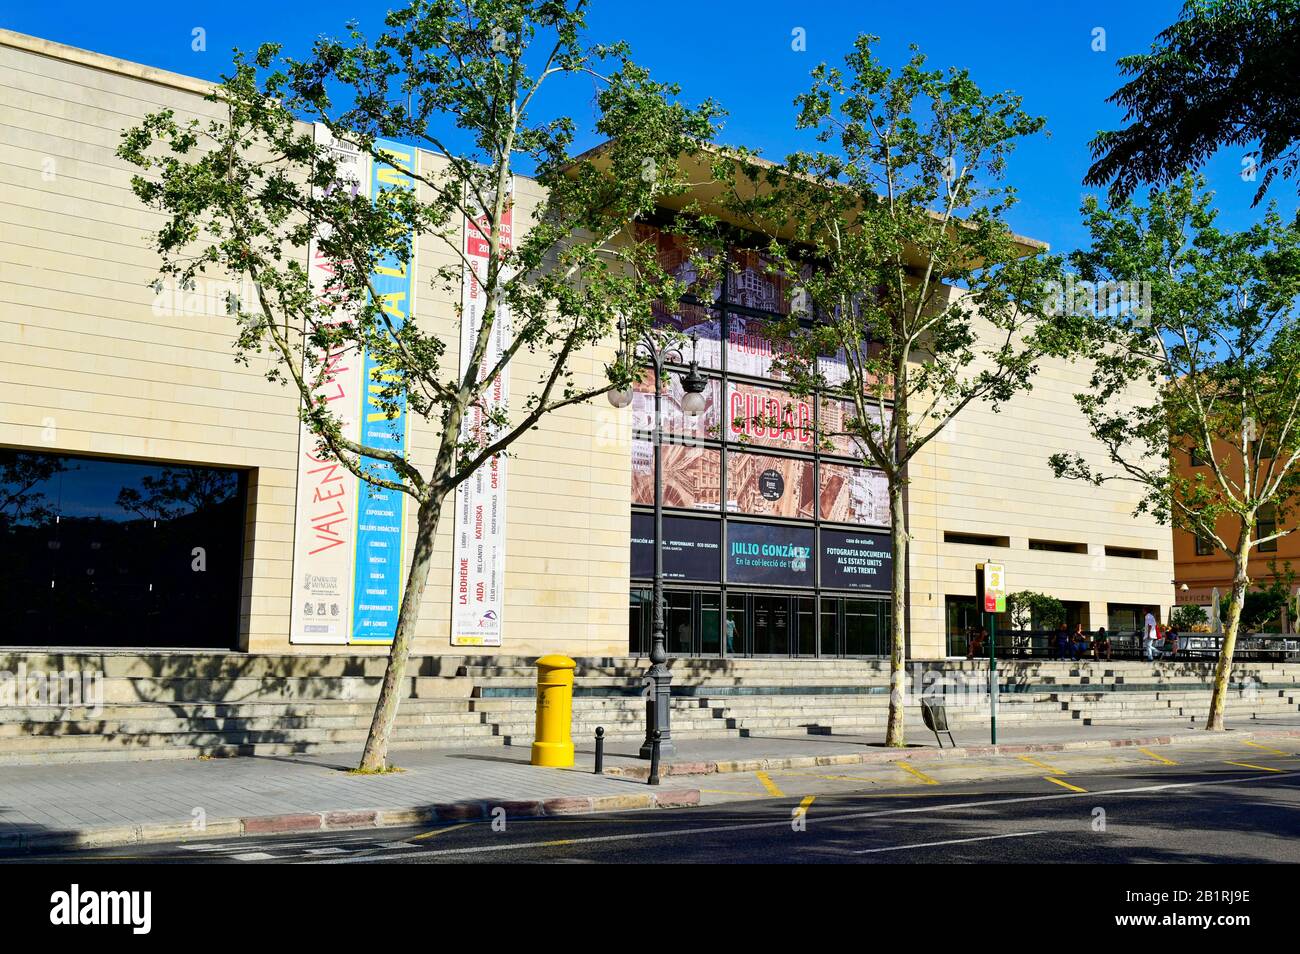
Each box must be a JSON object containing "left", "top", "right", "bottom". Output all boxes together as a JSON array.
[
  {"left": 987, "top": 608, "right": 998, "bottom": 745},
  {"left": 976, "top": 561, "right": 1006, "bottom": 747}
]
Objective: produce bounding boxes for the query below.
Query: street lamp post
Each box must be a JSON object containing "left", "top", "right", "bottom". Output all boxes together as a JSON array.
[{"left": 608, "top": 333, "right": 707, "bottom": 760}]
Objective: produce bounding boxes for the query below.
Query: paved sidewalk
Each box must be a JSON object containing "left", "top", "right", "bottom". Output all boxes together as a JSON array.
[{"left": 2, "top": 715, "right": 1299, "bottom": 854}]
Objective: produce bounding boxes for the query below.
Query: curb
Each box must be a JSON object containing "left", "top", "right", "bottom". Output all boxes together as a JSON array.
[
  {"left": 601, "top": 727, "right": 1300, "bottom": 780},
  {"left": 0, "top": 788, "right": 701, "bottom": 856}
]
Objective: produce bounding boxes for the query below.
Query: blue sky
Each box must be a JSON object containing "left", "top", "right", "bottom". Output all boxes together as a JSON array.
[{"left": 1, "top": 0, "right": 1286, "bottom": 254}]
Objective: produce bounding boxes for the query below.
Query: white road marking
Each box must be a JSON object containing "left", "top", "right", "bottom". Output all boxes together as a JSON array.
[
  {"left": 233, "top": 851, "right": 275, "bottom": 861},
  {"left": 851, "top": 830, "right": 1047, "bottom": 855},
  {"left": 310, "top": 766, "right": 1300, "bottom": 863},
  {"left": 305, "top": 847, "right": 348, "bottom": 855}
]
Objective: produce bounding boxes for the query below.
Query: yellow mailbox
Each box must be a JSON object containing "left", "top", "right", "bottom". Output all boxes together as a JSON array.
[{"left": 530, "top": 654, "right": 576, "bottom": 767}]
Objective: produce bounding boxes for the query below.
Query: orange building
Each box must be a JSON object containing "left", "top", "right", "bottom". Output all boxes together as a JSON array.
[{"left": 1172, "top": 446, "right": 1295, "bottom": 617}]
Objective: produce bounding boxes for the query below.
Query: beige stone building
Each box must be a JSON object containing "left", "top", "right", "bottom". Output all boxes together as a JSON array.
[{"left": 0, "top": 29, "right": 1172, "bottom": 664}]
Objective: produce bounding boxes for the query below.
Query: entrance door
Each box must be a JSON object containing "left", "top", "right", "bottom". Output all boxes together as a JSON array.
[{"left": 752, "top": 594, "right": 790, "bottom": 655}]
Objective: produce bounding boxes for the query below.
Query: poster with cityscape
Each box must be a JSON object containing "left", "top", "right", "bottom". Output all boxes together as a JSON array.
[
  {"left": 724, "top": 380, "right": 816, "bottom": 452},
  {"left": 638, "top": 223, "right": 723, "bottom": 368},
  {"left": 819, "top": 463, "right": 890, "bottom": 527},
  {"left": 819, "top": 398, "right": 891, "bottom": 459},
  {"left": 727, "top": 452, "right": 816, "bottom": 519},
  {"left": 631, "top": 439, "right": 721, "bottom": 511},
  {"left": 632, "top": 373, "right": 720, "bottom": 441}
]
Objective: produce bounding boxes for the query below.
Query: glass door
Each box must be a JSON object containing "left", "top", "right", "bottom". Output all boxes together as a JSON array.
[{"left": 752, "top": 594, "right": 791, "bottom": 655}]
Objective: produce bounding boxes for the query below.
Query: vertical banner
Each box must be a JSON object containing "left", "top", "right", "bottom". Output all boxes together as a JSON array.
[
  {"left": 349, "top": 138, "right": 418, "bottom": 644},
  {"left": 451, "top": 185, "right": 513, "bottom": 647},
  {"left": 290, "top": 125, "right": 370, "bottom": 644}
]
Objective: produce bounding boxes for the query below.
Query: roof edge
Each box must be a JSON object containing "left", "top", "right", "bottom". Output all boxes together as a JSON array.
[{"left": 0, "top": 28, "right": 215, "bottom": 97}]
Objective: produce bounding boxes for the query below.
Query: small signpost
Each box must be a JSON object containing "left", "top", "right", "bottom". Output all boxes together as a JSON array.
[{"left": 976, "top": 562, "right": 1006, "bottom": 745}]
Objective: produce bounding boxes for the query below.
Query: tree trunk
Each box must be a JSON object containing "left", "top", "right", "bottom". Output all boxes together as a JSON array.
[
  {"left": 1205, "top": 529, "right": 1251, "bottom": 732},
  {"left": 358, "top": 496, "right": 444, "bottom": 770},
  {"left": 884, "top": 474, "right": 908, "bottom": 747}
]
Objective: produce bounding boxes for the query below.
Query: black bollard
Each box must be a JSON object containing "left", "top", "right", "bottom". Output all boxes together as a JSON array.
[
  {"left": 594, "top": 726, "right": 605, "bottom": 775},
  {"left": 648, "top": 729, "right": 662, "bottom": 785}
]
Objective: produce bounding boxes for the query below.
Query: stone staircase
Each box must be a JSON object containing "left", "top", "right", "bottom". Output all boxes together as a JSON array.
[{"left": 1, "top": 650, "right": 1298, "bottom": 764}]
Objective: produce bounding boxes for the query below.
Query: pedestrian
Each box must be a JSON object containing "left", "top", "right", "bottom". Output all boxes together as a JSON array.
[
  {"left": 1164, "top": 625, "right": 1180, "bottom": 658},
  {"left": 1055, "top": 622, "right": 1070, "bottom": 661},
  {"left": 966, "top": 625, "right": 984, "bottom": 660},
  {"left": 1143, "top": 610, "right": 1158, "bottom": 661},
  {"left": 1072, "top": 623, "right": 1089, "bottom": 660},
  {"left": 1095, "top": 626, "right": 1112, "bottom": 661}
]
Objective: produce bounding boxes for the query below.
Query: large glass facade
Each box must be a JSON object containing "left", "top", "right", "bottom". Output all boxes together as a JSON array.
[
  {"left": 629, "top": 229, "right": 893, "bottom": 657},
  {"left": 0, "top": 450, "right": 248, "bottom": 648}
]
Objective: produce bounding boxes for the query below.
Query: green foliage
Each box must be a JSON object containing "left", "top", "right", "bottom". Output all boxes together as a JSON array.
[
  {"left": 1224, "top": 562, "right": 1296, "bottom": 631},
  {"left": 1086, "top": 0, "right": 1300, "bottom": 205},
  {"left": 1006, "top": 590, "right": 1066, "bottom": 631},
  {"left": 1049, "top": 175, "right": 1300, "bottom": 558},
  {"left": 1170, "top": 603, "right": 1208, "bottom": 630},
  {"left": 117, "top": 0, "right": 724, "bottom": 504},
  {"left": 715, "top": 36, "right": 1074, "bottom": 479}
]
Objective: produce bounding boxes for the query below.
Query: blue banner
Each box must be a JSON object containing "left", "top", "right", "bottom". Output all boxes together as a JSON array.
[{"left": 350, "top": 138, "right": 416, "bottom": 643}]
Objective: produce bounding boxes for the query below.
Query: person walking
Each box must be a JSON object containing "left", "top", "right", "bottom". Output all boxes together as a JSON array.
[{"left": 1143, "top": 610, "right": 1158, "bottom": 661}]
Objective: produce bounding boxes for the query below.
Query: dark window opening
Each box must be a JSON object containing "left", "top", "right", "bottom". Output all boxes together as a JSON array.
[
  {"left": 0, "top": 450, "right": 247, "bottom": 649},
  {"left": 1105, "top": 545, "right": 1158, "bottom": 560},
  {"left": 943, "top": 532, "right": 1010, "bottom": 548},
  {"left": 1258, "top": 506, "right": 1278, "bottom": 553},
  {"left": 1029, "top": 539, "right": 1088, "bottom": 554}
]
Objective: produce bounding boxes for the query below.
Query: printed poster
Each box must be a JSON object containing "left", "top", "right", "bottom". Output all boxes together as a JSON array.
[{"left": 451, "top": 184, "right": 514, "bottom": 647}]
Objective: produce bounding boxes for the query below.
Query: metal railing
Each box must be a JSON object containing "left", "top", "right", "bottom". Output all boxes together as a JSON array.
[{"left": 951, "top": 630, "right": 1300, "bottom": 662}]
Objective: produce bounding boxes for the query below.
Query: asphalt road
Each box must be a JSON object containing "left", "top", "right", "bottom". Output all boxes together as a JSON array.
[{"left": 13, "top": 740, "right": 1300, "bottom": 865}]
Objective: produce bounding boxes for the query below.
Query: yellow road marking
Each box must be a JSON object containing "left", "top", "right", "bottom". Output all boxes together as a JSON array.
[
  {"left": 1018, "top": 755, "right": 1066, "bottom": 775},
  {"left": 1043, "top": 776, "right": 1088, "bottom": 793},
  {"left": 1225, "top": 761, "right": 1283, "bottom": 773},
  {"left": 1242, "top": 740, "right": 1290, "bottom": 756},
  {"left": 896, "top": 762, "right": 939, "bottom": 785},
  {"left": 410, "top": 822, "right": 475, "bottom": 842},
  {"left": 1138, "top": 747, "right": 1177, "bottom": 765},
  {"left": 542, "top": 839, "right": 577, "bottom": 847},
  {"left": 755, "top": 771, "right": 785, "bottom": 797},
  {"left": 793, "top": 795, "right": 816, "bottom": 817}
]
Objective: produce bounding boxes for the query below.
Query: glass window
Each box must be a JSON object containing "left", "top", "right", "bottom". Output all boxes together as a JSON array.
[
  {"left": 1258, "top": 505, "right": 1278, "bottom": 552},
  {"left": 726, "top": 592, "right": 746, "bottom": 655},
  {"left": 700, "top": 593, "right": 722, "bottom": 655},
  {"left": 752, "top": 594, "right": 790, "bottom": 655},
  {"left": 844, "top": 598, "right": 880, "bottom": 656},
  {"left": 0, "top": 450, "right": 246, "bottom": 648},
  {"left": 628, "top": 587, "right": 650, "bottom": 654},
  {"left": 946, "top": 596, "right": 980, "bottom": 657},
  {"left": 796, "top": 596, "right": 815, "bottom": 656},
  {"left": 665, "top": 591, "right": 694, "bottom": 656},
  {"left": 1195, "top": 533, "right": 1215, "bottom": 556},
  {"left": 820, "top": 599, "right": 840, "bottom": 656}
]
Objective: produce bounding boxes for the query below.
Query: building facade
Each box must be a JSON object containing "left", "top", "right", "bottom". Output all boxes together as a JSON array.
[
  {"left": 1172, "top": 444, "right": 1296, "bottom": 622},
  {"left": 0, "top": 30, "right": 1173, "bottom": 662}
]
